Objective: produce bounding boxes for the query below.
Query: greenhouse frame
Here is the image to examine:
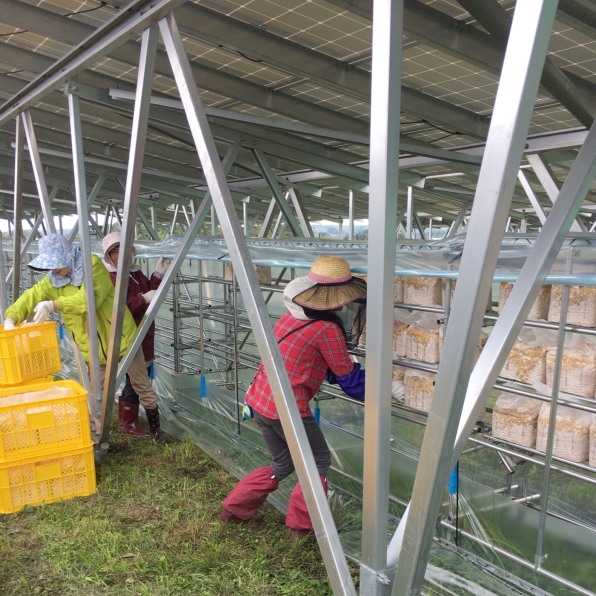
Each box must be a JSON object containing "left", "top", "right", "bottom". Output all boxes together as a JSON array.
[{"left": 1, "top": 1, "right": 595, "bottom": 594}]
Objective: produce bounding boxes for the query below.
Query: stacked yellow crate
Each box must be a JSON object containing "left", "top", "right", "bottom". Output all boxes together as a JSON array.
[{"left": 0, "top": 322, "right": 95, "bottom": 513}]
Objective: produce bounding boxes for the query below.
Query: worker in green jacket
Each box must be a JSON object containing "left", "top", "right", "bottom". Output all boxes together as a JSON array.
[{"left": 4, "top": 234, "right": 166, "bottom": 446}]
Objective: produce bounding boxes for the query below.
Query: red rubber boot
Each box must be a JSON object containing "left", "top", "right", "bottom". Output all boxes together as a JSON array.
[
  {"left": 122, "top": 402, "right": 150, "bottom": 437},
  {"left": 286, "top": 475, "right": 328, "bottom": 537},
  {"left": 118, "top": 400, "right": 125, "bottom": 431},
  {"left": 221, "top": 466, "right": 279, "bottom": 522}
]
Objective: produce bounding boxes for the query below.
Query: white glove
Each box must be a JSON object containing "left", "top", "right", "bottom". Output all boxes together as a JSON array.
[
  {"left": 3, "top": 318, "right": 15, "bottom": 330},
  {"left": 155, "top": 257, "right": 171, "bottom": 276},
  {"left": 391, "top": 380, "right": 405, "bottom": 402},
  {"left": 33, "top": 301, "right": 56, "bottom": 324},
  {"left": 142, "top": 290, "right": 157, "bottom": 304}
]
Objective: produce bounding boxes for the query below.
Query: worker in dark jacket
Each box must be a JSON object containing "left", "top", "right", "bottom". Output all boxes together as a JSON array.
[{"left": 102, "top": 231, "right": 170, "bottom": 442}]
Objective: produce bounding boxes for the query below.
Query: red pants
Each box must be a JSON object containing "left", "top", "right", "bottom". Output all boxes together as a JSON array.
[{"left": 222, "top": 465, "right": 328, "bottom": 530}]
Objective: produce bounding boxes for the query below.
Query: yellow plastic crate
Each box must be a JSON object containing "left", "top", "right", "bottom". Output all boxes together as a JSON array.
[
  {"left": 0, "top": 444, "right": 96, "bottom": 514},
  {"left": 0, "top": 380, "right": 91, "bottom": 462},
  {"left": 0, "top": 322, "right": 61, "bottom": 386},
  {"left": 0, "top": 375, "right": 55, "bottom": 387}
]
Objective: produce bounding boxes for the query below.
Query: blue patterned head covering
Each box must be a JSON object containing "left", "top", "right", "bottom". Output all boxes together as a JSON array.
[{"left": 28, "top": 234, "right": 84, "bottom": 288}]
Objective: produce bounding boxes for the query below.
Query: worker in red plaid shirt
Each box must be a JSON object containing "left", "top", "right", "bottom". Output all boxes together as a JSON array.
[{"left": 220, "top": 256, "right": 368, "bottom": 538}]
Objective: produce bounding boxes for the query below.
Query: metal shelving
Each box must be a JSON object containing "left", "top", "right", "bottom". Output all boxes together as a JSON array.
[{"left": 160, "top": 254, "right": 596, "bottom": 595}]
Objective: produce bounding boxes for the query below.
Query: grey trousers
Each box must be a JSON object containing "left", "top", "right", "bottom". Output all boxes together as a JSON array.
[{"left": 254, "top": 410, "right": 331, "bottom": 480}]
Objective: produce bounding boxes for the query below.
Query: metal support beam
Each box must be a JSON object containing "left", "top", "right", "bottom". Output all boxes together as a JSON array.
[
  {"left": 527, "top": 153, "right": 585, "bottom": 231},
  {"left": 413, "top": 211, "right": 425, "bottom": 240},
  {"left": 109, "top": 85, "right": 485, "bottom": 166},
  {"left": 68, "top": 174, "right": 107, "bottom": 242},
  {"left": 210, "top": 204, "right": 217, "bottom": 236},
  {"left": 517, "top": 169, "right": 548, "bottom": 225},
  {"left": 391, "top": 3, "right": 557, "bottom": 593},
  {"left": 158, "top": 13, "right": 355, "bottom": 594},
  {"left": 360, "top": 1, "right": 402, "bottom": 594},
  {"left": 449, "top": 121, "right": 596, "bottom": 587},
  {"left": 454, "top": 120, "right": 596, "bottom": 470},
  {"left": 67, "top": 86, "right": 103, "bottom": 443},
  {"left": 251, "top": 148, "right": 303, "bottom": 236},
  {"left": 348, "top": 190, "right": 355, "bottom": 241},
  {"left": 137, "top": 208, "right": 160, "bottom": 240},
  {"left": 242, "top": 196, "right": 249, "bottom": 236},
  {"left": 120, "top": 143, "right": 242, "bottom": 387},
  {"left": 182, "top": 205, "right": 192, "bottom": 227},
  {"left": 11, "top": 116, "right": 24, "bottom": 305},
  {"left": 169, "top": 203, "right": 180, "bottom": 235},
  {"left": 258, "top": 198, "right": 277, "bottom": 238},
  {"left": 101, "top": 23, "right": 159, "bottom": 451},
  {"left": 21, "top": 111, "right": 56, "bottom": 234},
  {"left": 0, "top": 230, "right": 6, "bottom": 317},
  {"left": 286, "top": 188, "right": 314, "bottom": 237},
  {"left": 458, "top": 0, "right": 595, "bottom": 129},
  {"left": 406, "top": 186, "right": 413, "bottom": 239},
  {"left": 272, "top": 210, "right": 284, "bottom": 238},
  {"left": 0, "top": 0, "right": 185, "bottom": 128}
]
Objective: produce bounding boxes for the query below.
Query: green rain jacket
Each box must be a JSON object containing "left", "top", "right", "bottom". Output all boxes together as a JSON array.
[{"left": 6, "top": 254, "right": 137, "bottom": 365}]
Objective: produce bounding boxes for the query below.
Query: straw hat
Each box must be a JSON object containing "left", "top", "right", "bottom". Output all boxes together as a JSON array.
[{"left": 292, "top": 256, "right": 367, "bottom": 311}]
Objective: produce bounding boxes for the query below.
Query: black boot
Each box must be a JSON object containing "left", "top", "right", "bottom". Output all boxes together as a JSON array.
[
  {"left": 145, "top": 407, "right": 166, "bottom": 445},
  {"left": 121, "top": 374, "right": 139, "bottom": 402}
]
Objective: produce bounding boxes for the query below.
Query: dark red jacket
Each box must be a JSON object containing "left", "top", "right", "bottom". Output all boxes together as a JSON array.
[{"left": 108, "top": 269, "right": 162, "bottom": 363}]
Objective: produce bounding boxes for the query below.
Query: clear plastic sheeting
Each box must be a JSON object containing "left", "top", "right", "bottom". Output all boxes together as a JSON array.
[
  {"left": 15, "top": 233, "right": 596, "bottom": 285},
  {"left": 30, "top": 233, "right": 596, "bottom": 595},
  {"left": 150, "top": 364, "right": 596, "bottom": 595},
  {"left": 53, "top": 324, "right": 82, "bottom": 382},
  {"left": 50, "top": 328, "right": 596, "bottom": 594},
  {"left": 135, "top": 233, "right": 596, "bottom": 284}
]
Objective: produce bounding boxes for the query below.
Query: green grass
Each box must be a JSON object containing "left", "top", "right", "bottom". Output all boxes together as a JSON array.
[{"left": 0, "top": 421, "right": 353, "bottom": 595}]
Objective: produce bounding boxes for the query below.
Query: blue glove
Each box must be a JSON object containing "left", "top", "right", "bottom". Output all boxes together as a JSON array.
[
  {"left": 333, "top": 363, "right": 366, "bottom": 402},
  {"left": 325, "top": 369, "right": 338, "bottom": 384}
]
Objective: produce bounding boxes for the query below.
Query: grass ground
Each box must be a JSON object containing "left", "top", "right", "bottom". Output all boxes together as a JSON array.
[{"left": 0, "top": 420, "right": 351, "bottom": 595}]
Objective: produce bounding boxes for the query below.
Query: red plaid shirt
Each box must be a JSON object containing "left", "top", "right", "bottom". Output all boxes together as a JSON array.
[{"left": 246, "top": 312, "right": 355, "bottom": 419}]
